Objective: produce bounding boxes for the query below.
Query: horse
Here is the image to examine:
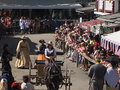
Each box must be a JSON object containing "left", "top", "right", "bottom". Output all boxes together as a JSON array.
[
  {"left": 0, "top": 78, "right": 8, "bottom": 90},
  {"left": 44, "top": 61, "right": 63, "bottom": 90}
]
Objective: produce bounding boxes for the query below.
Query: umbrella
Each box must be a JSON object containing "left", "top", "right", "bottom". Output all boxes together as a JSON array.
[{"left": 105, "top": 55, "right": 120, "bottom": 63}]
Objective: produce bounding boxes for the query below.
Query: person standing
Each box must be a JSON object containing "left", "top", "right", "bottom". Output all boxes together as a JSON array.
[
  {"left": 88, "top": 58, "right": 106, "bottom": 90},
  {"left": 1, "top": 44, "right": 13, "bottom": 76},
  {"left": 19, "top": 16, "right": 25, "bottom": 34},
  {"left": 104, "top": 57, "right": 119, "bottom": 90},
  {"left": 25, "top": 19, "right": 31, "bottom": 34},
  {"left": 38, "top": 40, "right": 46, "bottom": 54},
  {"left": 11, "top": 81, "right": 21, "bottom": 90},
  {"left": 15, "top": 36, "right": 32, "bottom": 69},
  {"left": 1, "top": 44, "right": 14, "bottom": 90}
]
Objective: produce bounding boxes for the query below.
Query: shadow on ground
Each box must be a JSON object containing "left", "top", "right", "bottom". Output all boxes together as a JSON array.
[
  {"left": 56, "top": 51, "right": 64, "bottom": 55},
  {"left": 0, "top": 36, "right": 38, "bottom": 55}
]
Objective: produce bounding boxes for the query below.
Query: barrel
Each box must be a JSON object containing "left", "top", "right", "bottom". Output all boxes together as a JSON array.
[{"left": 37, "top": 54, "right": 46, "bottom": 60}]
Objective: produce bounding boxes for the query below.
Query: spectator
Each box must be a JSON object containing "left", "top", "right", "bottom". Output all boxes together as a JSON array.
[
  {"left": 25, "top": 19, "right": 31, "bottom": 34},
  {"left": 104, "top": 56, "right": 119, "bottom": 90},
  {"left": 11, "top": 81, "right": 21, "bottom": 90},
  {"left": 88, "top": 58, "right": 106, "bottom": 90},
  {"left": 1, "top": 72, "right": 14, "bottom": 90},
  {"left": 19, "top": 16, "right": 25, "bottom": 34},
  {"left": 21, "top": 75, "right": 34, "bottom": 90},
  {"left": 0, "top": 77, "right": 8, "bottom": 90},
  {"left": 79, "top": 42, "right": 88, "bottom": 71}
]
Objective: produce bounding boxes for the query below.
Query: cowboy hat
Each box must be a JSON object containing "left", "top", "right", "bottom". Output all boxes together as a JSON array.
[
  {"left": 39, "top": 40, "right": 45, "bottom": 43},
  {"left": 47, "top": 41, "right": 53, "bottom": 46},
  {"left": 105, "top": 55, "right": 120, "bottom": 64}
]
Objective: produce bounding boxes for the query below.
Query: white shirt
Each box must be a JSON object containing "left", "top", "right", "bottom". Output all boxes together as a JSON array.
[
  {"left": 25, "top": 20, "right": 31, "bottom": 28},
  {"left": 21, "top": 82, "right": 34, "bottom": 90},
  {"left": 19, "top": 19, "right": 25, "bottom": 29},
  {"left": 104, "top": 67, "right": 119, "bottom": 88},
  {"left": 45, "top": 48, "right": 56, "bottom": 56}
]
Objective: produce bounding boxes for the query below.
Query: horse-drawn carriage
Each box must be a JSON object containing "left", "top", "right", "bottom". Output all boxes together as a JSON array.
[{"left": 29, "top": 55, "right": 72, "bottom": 90}]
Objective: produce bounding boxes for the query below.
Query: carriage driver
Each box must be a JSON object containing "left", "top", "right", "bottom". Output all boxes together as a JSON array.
[{"left": 44, "top": 41, "right": 57, "bottom": 64}]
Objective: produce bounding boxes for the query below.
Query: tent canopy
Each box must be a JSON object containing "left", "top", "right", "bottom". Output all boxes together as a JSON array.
[
  {"left": 0, "top": 0, "right": 82, "bottom": 9},
  {"left": 102, "top": 31, "right": 120, "bottom": 45},
  {"left": 101, "top": 31, "right": 120, "bottom": 56}
]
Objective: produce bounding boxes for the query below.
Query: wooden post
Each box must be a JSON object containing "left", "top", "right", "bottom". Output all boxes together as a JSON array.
[{"left": 29, "top": 9, "right": 32, "bottom": 18}]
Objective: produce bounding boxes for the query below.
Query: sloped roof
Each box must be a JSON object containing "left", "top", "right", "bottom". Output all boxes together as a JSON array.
[
  {"left": 97, "top": 13, "right": 120, "bottom": 23},
  {"left": 0, "top": 0, "right": 82, "bottom": 9},
  {"left": 76, "top": 2, "right": 95, "bottom": 12},
  {"left": 80, "top": 19, "right": 105, "bottom": 26}
]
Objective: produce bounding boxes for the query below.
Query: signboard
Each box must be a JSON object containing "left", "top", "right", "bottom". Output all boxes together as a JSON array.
[
  {"left": 98, "top": 0, "right": 104, "bottom": 11},
  {"left": 104, "top": 1, "right": 113, "bottom": 12}
]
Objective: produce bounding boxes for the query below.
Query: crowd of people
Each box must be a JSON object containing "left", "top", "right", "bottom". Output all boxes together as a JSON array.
[
  {"left": 0, "top": 16, "right": 47, "bottom": 36},
  {"left": 0, "top": 16, "right": 13, "bottom": 36},
  {"left": 0, "top": 74, "right": 34, "bottom": 90},
  {"left": 0, "top": 19, "right": 120, "bottom": 90},
  {"left": 55, "top": 21, "right": 101, "bottom": 70},
  {"left": 0, "top": 15, "right": 65, "bottom": 39},
  {"left": 55, "top": 21, "right": 120, "bottom": 90}
]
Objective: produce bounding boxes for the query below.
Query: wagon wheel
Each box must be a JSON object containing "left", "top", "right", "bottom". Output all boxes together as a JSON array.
[
  {"left": 68, "top": 75, "right": 72, "bottom": 90},
  {"left": 64, "top": 70, "right": 72, "bottom": 90},
  {"left": 64, "top": 66, "right": 68, "bottom": 90}
]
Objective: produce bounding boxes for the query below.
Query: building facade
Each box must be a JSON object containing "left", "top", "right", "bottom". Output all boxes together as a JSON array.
[{"left": 96, "top": 0, "right": 120, "bottom": 13}]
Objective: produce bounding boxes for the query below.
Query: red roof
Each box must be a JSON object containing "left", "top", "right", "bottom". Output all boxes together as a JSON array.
[{"left": 80, "top": 19, "right": 105, "bottom": 26}]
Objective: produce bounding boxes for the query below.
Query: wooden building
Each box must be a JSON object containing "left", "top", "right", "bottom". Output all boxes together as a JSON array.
[
  {"left": 96, "top": 0, "right": 120, "bottom": 14},
  {"left": 0, "top": 0, "right": 82, "bottom": 19}
]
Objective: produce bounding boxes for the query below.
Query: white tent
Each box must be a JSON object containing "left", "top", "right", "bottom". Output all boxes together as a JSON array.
[{"left": 101, "top": 31, "right": 120, "bottom": 56}]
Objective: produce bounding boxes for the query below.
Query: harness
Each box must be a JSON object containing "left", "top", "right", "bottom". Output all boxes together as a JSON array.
[
  {"left": 44, "top": 59, "right": 63, "bottom": 89},
  {"left": 46, "top": 49, "right": 55, "bottom": 57}
]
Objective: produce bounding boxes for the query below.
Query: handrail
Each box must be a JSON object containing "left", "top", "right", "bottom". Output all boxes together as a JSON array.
[
  {"left": 78, "top": 51, "right": 95, "bottom": 64},
  {"left": 55, "top": 37, "right": 96, "bottom": 64},
  {"left": 68, "top": 44, "right": 96, "bottom": 64}
]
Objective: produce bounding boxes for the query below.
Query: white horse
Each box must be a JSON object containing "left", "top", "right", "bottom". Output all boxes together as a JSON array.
[{"left": 0, "top": 78, "right": 8, "bottom": 90}]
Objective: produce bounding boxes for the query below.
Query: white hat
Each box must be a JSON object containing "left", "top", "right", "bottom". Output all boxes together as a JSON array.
[{"left": 47, "top": 41, "right": 53, "bottom": 45}]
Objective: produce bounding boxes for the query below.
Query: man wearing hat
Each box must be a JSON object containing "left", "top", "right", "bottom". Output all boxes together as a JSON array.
[
  {"left": 15, "top": 36, "right": 32, "bottom": 69},
  {"left": 38, "top": 40, "right": 46, "bottom": 54},
  {"left": 44, "top": 41, "right": 56, "bottom": 64},
  {"left": 88, "top": 58, "right": 106, "bottom": 90}
]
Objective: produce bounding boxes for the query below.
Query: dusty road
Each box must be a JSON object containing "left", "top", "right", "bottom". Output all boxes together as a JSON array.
[{"left": 0, "top": 34, "right": 90, "bottom": 90}]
